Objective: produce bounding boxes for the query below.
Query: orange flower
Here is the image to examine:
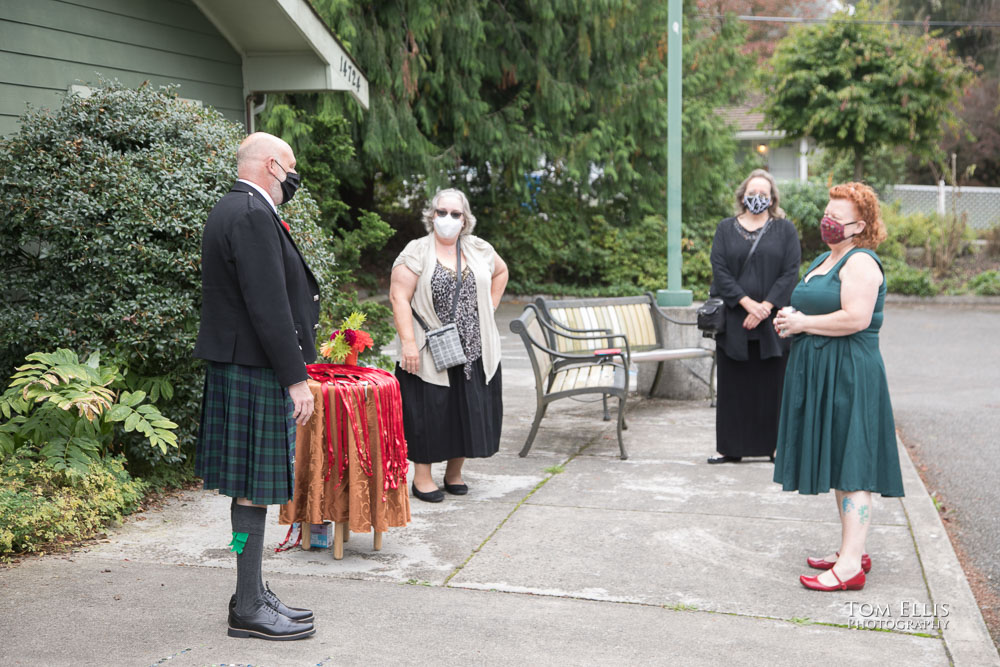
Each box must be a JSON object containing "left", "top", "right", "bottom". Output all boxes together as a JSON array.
[{"left": 353, "top": 329, "right": 374, "bottom": 352}]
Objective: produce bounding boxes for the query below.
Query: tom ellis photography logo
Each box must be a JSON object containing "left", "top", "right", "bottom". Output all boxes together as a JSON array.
[{"left": 846, "top": 601, "right": 950, "bottom": 631}]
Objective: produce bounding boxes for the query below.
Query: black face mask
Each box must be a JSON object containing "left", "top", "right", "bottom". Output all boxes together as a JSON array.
[{"left": 273, "top": 160, "right": 301, "bottom": 204}]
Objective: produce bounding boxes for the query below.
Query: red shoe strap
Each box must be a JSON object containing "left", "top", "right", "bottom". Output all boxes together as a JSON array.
[{"left": 831, "top": 568, "right": 845, "bottom": 589}]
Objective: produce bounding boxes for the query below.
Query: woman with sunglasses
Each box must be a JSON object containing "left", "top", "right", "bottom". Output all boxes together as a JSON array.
[
  {"left": 773, "top": 182, "right": 904, "bottom": 592},
  {"left": 707, "top": 169, "right": 801, "bottom": 465},
  {"left": 389, "top": 188, "right": 509, "bottom": 502}
]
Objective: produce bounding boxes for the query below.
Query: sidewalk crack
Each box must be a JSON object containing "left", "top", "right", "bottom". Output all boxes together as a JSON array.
[{"left": 441, "top": 425, "right": 605, "bottom": 586}]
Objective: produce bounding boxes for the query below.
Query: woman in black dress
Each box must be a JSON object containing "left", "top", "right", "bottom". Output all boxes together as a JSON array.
[
  {"left": 389, "top": 188, "right": 509, "bottom": 502},
  {"left": 707, "top": 169, "right": 801, "bottom": 464}
]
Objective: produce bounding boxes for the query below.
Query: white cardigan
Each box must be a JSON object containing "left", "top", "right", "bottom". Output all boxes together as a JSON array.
[{"left": 392, "top": 233, "right": 502, "bottom": 387}]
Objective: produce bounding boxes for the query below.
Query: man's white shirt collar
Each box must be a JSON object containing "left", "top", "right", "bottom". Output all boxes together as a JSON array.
[{"left": 237, "top": 179, "right": 278, "bottom": 215}]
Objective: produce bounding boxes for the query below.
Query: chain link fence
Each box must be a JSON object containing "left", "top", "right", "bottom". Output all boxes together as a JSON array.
[{"left": 885, "top": 184, "right": 1000, "bottom": 231}]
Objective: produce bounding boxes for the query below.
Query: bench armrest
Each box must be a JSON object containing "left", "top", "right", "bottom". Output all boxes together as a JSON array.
[
  {"left": 524, "top": 336, "right": 628, "bottom": 368},
  {"left": 534, "top": 316, "right": 632, "bottom": 359}
]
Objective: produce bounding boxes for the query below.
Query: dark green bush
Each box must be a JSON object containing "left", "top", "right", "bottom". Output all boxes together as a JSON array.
[
  {"left": 883, "top": 257, "right": 938, "bottom": 296},
  {"left": 0, "top": 450, "right": 146, "bottom": 559},
  {"left": 0, "top": 81, "right": 335, "bottom": 470},
  {"left": 968, "top": 270, "right": 1000, "bottom": 296},
  {"left": 474, "top": 180, "right": 717, "bottom": 298},
  {"left": 780, "top": 180, "right": 830, "bottom": 263}
]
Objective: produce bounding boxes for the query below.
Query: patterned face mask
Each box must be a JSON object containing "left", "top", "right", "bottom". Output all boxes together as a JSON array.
[
  {"left": 743, "top": 192, "right": 771, "bottom": 215},
  {"left": 819, "top": 216, "right": 861, "bottom": 244}
]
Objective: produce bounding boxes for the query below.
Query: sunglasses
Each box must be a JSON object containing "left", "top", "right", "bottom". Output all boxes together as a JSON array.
[{"left": 435, "top": 209, "right": 463, "bottom": 219}]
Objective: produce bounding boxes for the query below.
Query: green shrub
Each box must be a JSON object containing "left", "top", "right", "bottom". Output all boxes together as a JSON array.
[
  {"left": 0, "top": 450, "right": 146, "bottom": 559},
  {"left": 883, "top": 257, "right": 938, "bottom": 296},
  {"left": 1, "top": 349, "right": 178, "bottom": 475},
  {"left": 968, "top": 270, "right": 1000, "bottom": 296},
  {"left": 882, "top": 207, "right": 974, "bottom": 276},
  {"left": 780, "top": 180, "right": 830, "bottom": 263},
  {"left": 0, "top": 81, "right": 335, "bottom": 469},
  {"left": 476, "top": 180, "right": 722, "bottom": 298}
]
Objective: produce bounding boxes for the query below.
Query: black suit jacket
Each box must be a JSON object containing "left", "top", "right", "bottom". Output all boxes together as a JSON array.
[{"left": 193, "top": 181, "right": 320, "bottom": 387}]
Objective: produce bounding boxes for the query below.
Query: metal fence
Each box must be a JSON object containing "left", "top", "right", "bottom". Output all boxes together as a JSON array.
[{"left": 885, "top": 183, "right": 1000, "bottom": 230}]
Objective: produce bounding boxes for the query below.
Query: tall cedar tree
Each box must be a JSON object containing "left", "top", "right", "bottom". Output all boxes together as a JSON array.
[
  {"left": 263, "top": 1, "right": 752, "bottom": 260},
  {"left": 761, "top": 1, "right": 974, "bottom": 182}
]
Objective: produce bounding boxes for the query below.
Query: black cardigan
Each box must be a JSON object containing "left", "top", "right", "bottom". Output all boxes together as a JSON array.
[
  {"left": 709, "top": 216, "right": 801, "bottom": 361},
  {"left": 193, "top": 182, "right": 320, "bottom": 387}
]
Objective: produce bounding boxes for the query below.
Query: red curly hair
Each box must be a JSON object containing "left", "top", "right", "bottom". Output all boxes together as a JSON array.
[{"left": 828, "top": 182, "right": 886, "bottom": 249}]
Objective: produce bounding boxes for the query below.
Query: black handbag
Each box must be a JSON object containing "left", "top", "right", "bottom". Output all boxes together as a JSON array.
[
  {"left": 411, "top": 237, "right": 469, "bottom": 372},
  {"left": 696, "top": 297, "right": 726, "bottom": 336},
  {"left": 698, "top": 218, "right": 772, "bottom": 338}
]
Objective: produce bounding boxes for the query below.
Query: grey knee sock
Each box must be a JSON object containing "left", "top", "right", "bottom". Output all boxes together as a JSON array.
[
  {"left": 232, "top": 502, "right": 267, "bottom": 616},
  {"left": 230, "top": 500, "right": 265, "bottom": 598}
]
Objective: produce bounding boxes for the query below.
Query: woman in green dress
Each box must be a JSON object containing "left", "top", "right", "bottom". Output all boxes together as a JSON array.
[{"left": 772, "top": 182, "right": 904, "bottom": 593}]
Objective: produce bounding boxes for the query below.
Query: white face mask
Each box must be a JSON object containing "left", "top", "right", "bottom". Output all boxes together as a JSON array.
[{"left": 434, "top": 214, "right": 463, "bottom": 239}]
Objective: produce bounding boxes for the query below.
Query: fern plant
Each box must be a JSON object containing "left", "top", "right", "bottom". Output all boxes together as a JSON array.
[{"left": 0, "top": 349, "right": 178, "bottom": 475}]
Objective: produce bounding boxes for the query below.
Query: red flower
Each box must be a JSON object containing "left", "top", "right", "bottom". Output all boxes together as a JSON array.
[
  {"left": 343, "top": 329, "right": 358, "bottom": 346},
  {"left": 329, "top": 329, "right": 340, "bottom": 341},
  {"left": 354, "top": 329, "right": 374, "bottom": 351}
]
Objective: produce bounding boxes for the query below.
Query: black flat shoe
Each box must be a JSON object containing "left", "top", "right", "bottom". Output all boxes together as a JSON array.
[
  {"left": 227, "top": 603, "right": 315, "bottom": 641},
  {"left": 411, "top": 482, "right": 444, "bottom": 503},
  {"left": 443, "top": 480, "right": 468, "bottom": 495},
  {"left": 707, "top": 455, "right": 742, "bottom": 464},
  {"left": 231, "top": 584, "right": 313, "bottom": 623}
]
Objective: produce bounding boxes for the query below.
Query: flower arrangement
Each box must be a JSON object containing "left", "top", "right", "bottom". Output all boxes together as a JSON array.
[{"left": 319, "top": 312, "right": 374, "bottom": 364}]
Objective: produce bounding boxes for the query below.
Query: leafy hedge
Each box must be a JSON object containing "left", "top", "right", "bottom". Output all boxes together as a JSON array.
[
  {"left": 968, "top": 270, "right": 1000, "bottom": 296},
  {"left": 474, "top": 180, "right": 719, "bottom": 299},
  {"left": 0, "top": 81, "right": 336, "bottom": 470},
  {"left": 0, "top": 451, "right": 146, "bottom": 559},
  {"left": 780, "top": 180, "right": 830, "bottom": 263}
]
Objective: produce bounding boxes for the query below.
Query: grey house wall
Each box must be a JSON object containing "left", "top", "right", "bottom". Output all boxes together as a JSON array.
[{"left": 0, "top": 0, "right": 244, "bottom": 136}]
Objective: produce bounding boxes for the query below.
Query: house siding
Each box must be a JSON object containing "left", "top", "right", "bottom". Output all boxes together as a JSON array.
[{"left": 0, "top": 0, "right": 244, "bottom": 136}]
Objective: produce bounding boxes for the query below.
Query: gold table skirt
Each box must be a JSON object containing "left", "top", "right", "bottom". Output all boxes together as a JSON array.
[{"left": 279, "top": 379, "right": 410, "bottom": 556}]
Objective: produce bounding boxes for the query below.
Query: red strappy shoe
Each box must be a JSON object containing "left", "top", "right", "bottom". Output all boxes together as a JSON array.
[
  {"left": 806, "top": 552, "right": 872, "bottom": 573},
  {"left": 800, "top": 567, "right": 866, "bottom": 591}
]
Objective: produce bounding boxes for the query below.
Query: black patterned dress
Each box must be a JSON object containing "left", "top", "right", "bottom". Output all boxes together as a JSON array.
[{"left": 395, "top": 261, "right": 503, "bottom": 464}]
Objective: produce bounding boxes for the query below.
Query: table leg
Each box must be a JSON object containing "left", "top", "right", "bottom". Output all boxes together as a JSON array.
[
  {"left": 343, "top": 528, "right": 350, "bottom": 543},
  {"left": 301, "top": 524, "right": 311, "bottom": 551},
  {"left": 373, "top": 531, "right": 382, "bottom": 551},
  {"left": 333, "top": 522, "right": 346, "bottom": 560}
]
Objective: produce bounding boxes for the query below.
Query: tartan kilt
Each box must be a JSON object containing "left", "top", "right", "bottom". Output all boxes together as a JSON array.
[{"left": 195, "top": 361, "right": 296, "bottom": 506}]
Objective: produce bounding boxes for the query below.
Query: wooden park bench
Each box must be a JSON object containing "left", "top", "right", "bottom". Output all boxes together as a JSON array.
[
  {"left": 509, "top": 304, "right": 630, "bottom": 459},
  {"left": 532, "top": 293, "right": 716, "bottom": 404}
]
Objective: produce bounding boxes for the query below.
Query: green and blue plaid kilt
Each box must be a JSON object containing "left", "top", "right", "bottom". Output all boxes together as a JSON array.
[{"left": 195, "top": 362, "right": 296, "bottom": 506}]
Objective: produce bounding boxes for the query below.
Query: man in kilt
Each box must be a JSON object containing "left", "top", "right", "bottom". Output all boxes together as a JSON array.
[{"left": 194, "top": 132, "right": 319, "bottom": 641}]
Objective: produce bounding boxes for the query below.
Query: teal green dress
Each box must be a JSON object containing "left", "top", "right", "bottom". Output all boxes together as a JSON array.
[{"left": 773, "top": 248, "right": 904, "bottom": 497}]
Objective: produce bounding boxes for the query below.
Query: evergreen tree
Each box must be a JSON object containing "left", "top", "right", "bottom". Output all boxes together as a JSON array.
[{"left": 264, "top": 1, "right": 752, "bottom": 294}]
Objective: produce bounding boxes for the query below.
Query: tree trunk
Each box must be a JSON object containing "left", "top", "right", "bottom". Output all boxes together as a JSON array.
[{"left": 854, "top": 147, "right": 864, "bottom": 181}]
